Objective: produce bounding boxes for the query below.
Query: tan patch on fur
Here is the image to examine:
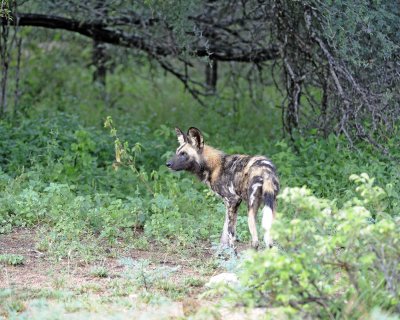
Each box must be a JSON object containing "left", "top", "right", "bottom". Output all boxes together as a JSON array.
[
  {"left": 263, "top": 179, "right": 275, "bottom": 194},
  {"left": 235, "top": 155, "right": 247, "bottom": 160},
  {"left": 243, "top": 156, "right": 265, "bottom": 175},
  {"left": 233, "top": 175, "right": 246, "bottom": 197},
  {"left": 203, "top": 145, "right": 223, "bottom": 183},
  {"left": 249, "top": 167, "right": 264, "bottom": 179}
]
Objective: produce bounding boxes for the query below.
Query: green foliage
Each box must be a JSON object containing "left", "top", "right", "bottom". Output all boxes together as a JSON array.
[
  {"left": 1, "top": 111, "right": 399, "bottom": 259},
  {"left": 271, "top": 134, "right": 400, "bottom": 212},
  {"left": 230, "top": 174, "right": 400, "bottom": 318},
  {"left": 319, "top": 0, "right": 399, "bottom": 67},
  {"left": 0, "top": 254, "right": 24, "bottom": 266},
  {"left": 143, "top": 0, "right": 203, "bottom": 48},
  {"left": 119, "top": 258, "right": 180, "bottom": 292},
  {"left": 90, "top": 266, "right": 109, "bottom": 278},
  {"left": 0, "top": 0, "right": 12, "bottom": 20}
]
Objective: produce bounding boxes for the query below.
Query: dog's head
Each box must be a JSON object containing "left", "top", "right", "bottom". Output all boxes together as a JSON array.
[{"left": 166, "top": 127, "right": 204, "bottom": 173}]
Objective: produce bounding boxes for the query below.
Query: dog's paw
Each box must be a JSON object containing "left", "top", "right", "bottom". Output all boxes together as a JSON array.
[
  {"left": 251, "top": 240, "right": 259, "bottom": 250},
  {"left": 216, "top": 244, "right": 237, "bottom": 258}
]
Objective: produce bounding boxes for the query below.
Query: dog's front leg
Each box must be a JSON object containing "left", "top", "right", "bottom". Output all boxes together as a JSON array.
[
  {"left": 220, "top": 208, "right": 230, "bottom": 247},
  {"left": 220, "top": 201, "right": 240, "bottom": 249}
]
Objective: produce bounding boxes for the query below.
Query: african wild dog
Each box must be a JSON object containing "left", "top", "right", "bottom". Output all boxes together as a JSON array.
[{"left": 166, "top": 127, "right": 279, "bottom": 250}]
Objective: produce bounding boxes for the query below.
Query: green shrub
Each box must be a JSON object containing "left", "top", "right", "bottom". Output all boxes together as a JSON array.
[
  {"left": 90, "top": 266, "right": 109, "bottom": 278},
  {"left": 230, "top": 174, "right": 399, "bottom": 318},
  {"left": 0, "top": 254, "right": 25, "bottom": 266}
]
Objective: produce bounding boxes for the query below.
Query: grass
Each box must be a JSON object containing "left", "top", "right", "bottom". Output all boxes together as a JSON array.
[
  {"left": 0, "top": 228, "right": 217, "bottom": 319},
  {"left": 90, "top": 266, "right": 109, "bottom": 278}
]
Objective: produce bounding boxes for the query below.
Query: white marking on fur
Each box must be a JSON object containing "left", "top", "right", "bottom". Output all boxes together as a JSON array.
[
  {"left": 228, "top": 182, "right": 237, "bottom": 196},
  {"left": 203, "top": 171, "right": 211, "bottom": 187},
  {"left": 245, "top": 156, "right": 265, "bottom": 170},
  {"left": 262, "top": 206, "right": 273, "bottom": 247},
  {"left": 186, "top": 146, "right": 201, "bottom": 162},
  {"left": 176, "top": 144, "right": 186, "bottom": 153},
  {"left": 178, "top": 144, "right": 201, "bottom": 163},
  {"left": 228, "top": 232, "right": 236, "bottom": 247},
  {"left": 249, "top": 183, "right": 262, "bottom": 205},
  {"left": 177, "top": 135, "right": 185, "bottom": 145},
  {"left": 231, "top": 158, "right": 242, "bottom": 172},
  {"left": 262, "top": 160, "right": 273, "bottom": 167},
  {"left": 221, "top": 211, "right": 229, "bottom": 245}
]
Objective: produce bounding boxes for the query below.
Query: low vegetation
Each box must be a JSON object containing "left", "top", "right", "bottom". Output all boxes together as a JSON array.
[{"left": 0, "top": 254, "right": 24, "bottom": 266}]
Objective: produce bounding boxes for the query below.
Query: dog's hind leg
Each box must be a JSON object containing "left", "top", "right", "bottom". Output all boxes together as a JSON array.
[
  {"left": 262, "top": 178, "right": 276, "bottom": 248},
  {"left": 247, "top": 204, "right": 262, "bottom": 249},
  {"left": 247, "top": 179, "right": 262, "bottom": 249}
]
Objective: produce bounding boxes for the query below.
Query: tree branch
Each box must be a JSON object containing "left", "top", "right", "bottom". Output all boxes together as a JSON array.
[{"left": 1, "top": 13, "right": 280, "bottom": 63}]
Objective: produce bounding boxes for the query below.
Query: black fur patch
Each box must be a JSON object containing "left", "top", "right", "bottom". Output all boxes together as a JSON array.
[
  {"left": 264, "top": 191, "right": 275, "bottom": 211},
  {"left": 223, "top": 155, "right": 251, "bottom": 173},
  {"left": 253, "top": 159, "right": 276, "bottom": 172}
]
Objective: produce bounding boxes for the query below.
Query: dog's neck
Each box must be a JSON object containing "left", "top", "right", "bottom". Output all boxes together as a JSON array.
[{"left": 196, "top": 145, "right": 224, "bottom": 186}]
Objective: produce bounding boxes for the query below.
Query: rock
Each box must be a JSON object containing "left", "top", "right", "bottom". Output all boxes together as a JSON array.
[
  {"left": 206, "top": 272, "right": 239, "bottom": 287},
  {"left": 139, "top": 302, "right": 184, "bottom": 319},
  {"left": 219, "top": 306, "right": 268, "bottom": 320}
]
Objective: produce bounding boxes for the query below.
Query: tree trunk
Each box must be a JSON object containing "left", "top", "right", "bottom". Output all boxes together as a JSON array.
[
  {"left": 92, "top": 0, "right": 107, "bottom": 86},
  {"left": 205, "top": 59, "right": 217, "bottom": 93},
  {"left": 92, "top": 39, "right": 107, "bottom": 86},
  {"left": 0, "top": 23, "right": 9, "bottom": 116}
]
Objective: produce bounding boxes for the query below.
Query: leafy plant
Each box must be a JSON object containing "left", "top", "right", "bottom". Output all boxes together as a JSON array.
[
  {"left": 118, "top": 258, "right": 180, "bottom": 292},
  {"left": 228, "top": 174, "right": 400, "bottom": 318},
  {"left": 90, "top": 266, "right": 109, "bottom": 278},
  {"left": 104, "top": 116, "right": 154, "bottom": 196},
  {"left": 0, "top": 0, "right": 12, "bottom": 20},
  {"left": 0, "top": 254, "right": 24, "bottom": 266}
]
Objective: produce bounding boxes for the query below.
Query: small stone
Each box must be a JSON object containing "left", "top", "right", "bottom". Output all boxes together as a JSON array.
[{"left": 206, "top": 272, "right": 239, "bottom": 287}]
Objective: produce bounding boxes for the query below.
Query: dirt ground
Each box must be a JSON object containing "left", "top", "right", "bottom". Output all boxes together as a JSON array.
[
  {"left": 0, "top": 228, "right": 213, "bottom": 291},
  {"left": 0, "top": 228, "right": 272, "bottom": 319}
]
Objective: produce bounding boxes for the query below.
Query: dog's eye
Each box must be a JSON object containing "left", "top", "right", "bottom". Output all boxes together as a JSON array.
[{"left": 179, "top": 152, "right": 187, "bottom": 157}]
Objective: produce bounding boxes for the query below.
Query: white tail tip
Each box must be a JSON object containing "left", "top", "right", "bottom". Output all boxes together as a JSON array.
[{"left": 262, "top": 206, "right": 273, "bottom": 247}]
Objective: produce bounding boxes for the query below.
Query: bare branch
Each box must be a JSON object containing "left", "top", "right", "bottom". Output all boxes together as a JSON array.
[{"left": 1, "top": 13, "right": 280, "bottom": 63}]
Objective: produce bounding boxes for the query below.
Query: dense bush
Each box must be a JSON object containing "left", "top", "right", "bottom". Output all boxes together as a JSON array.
[
  {"left": 1, "top": 112, "right": 399, "bottom": 248},
  {"left": 0, "top": 114, "right": 228, "bottom": 257},
  {"left": 227, "top": 174, "right": 399, "bottom": 318}
]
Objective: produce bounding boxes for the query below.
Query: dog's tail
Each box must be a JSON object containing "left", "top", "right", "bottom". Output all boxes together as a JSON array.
[{"left": 262, "top": 177, "right": 277, "bottom": 248}]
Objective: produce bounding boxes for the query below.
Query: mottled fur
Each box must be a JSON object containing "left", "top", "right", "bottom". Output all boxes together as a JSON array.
[{"left": 167, "top": 127, "right": 279, "bottom": 250}]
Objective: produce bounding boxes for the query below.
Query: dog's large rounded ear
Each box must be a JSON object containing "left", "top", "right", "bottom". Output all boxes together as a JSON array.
[
  {"left": 187, "top": 127, "right": 204, "bottom": 149},
  {"left": 175, "top": 127, "right": 187, "bottom": 145}
]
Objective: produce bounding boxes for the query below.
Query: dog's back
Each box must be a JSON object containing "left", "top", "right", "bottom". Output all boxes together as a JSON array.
[{"left": 220, "top": 155, "right": 279, "bottom": 204}]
